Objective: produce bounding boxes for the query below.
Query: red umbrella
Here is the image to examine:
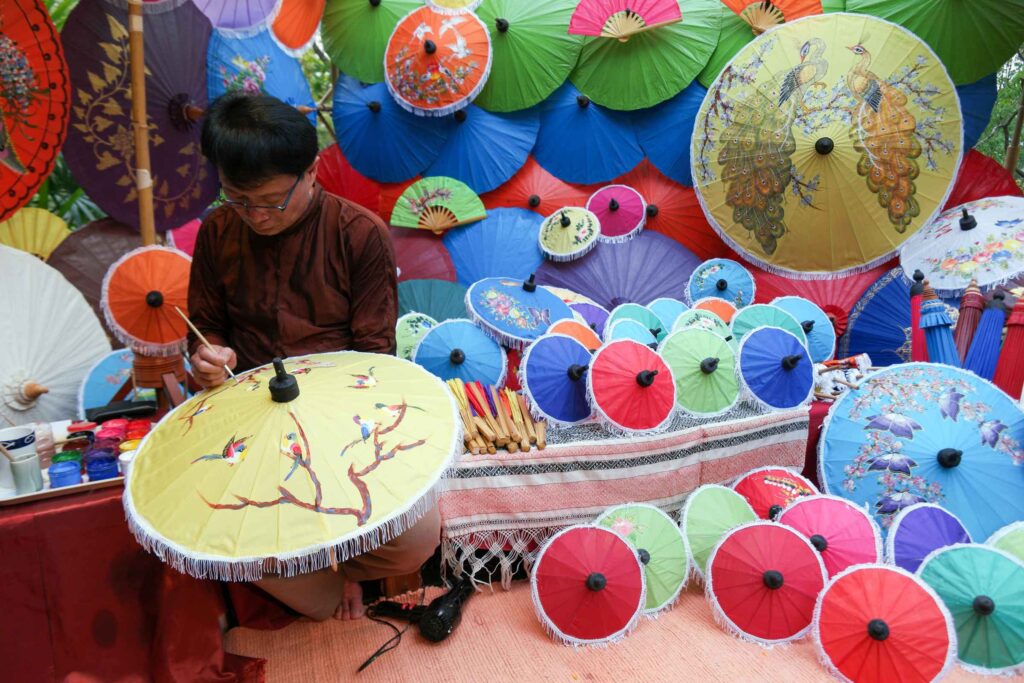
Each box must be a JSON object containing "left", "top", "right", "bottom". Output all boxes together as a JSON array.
[
  {"left": 944, "top": 150, "right": 1023, "bottom": 211},
  {"left": 814, "top": 565, "right": 956, "bottom": 683},
  {"left": 752, "top": 259, "right": 894, "bottom": 338},
  {"left": 777, "top": 495, "right": 881, "bottom": 578},
  {"left": 615, "top": 161, "right": 729, "bottom": 261},
  {"left": 955, "top": 279, "right": 985, "bottom": 362},
  {"left": 379, "top": 176, "right": 420, "bottom": 223},
  {"left": 0, "top": 0, "right": 70, "bottom": 223},
  {"left": 388, "top": 227, "right": 455, "bottom": 282},
  {"left": 909, "top": 270, "right": 929, "bottom": 362},
  {"left": 993, "top": 296, "right": 1024, "bottom": 399},
  {"left": 504, "top": 347, "right": 522, "bottom": 391},
  {"left": 316, "top": 144, "right": 380, "bottom": 214},
  {"left": 732, "top": 466, "right": 818, "bottom": 520},
  {"left": 481, "top": 156, "right": 592, "bottom": 218},
  {"left": 531, "top": 525, "right": 646, "bottom": 645},
  {"left": 707, "top": 522, "right": 826, "bottom": 645},
  {"left": 587, "top": 339, "right": 676, "bottom": 434}
]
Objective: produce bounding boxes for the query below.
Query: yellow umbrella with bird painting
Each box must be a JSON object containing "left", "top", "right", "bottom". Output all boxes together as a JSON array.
[
  {"left": 124, "top": 352, "right": 461, "bottom": 579},
  {"left": 691, "top": 13, "right": 962, "bottom": 278}
]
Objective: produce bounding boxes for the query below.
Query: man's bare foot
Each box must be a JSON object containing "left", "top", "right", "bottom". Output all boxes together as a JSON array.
[{"left": 333, "top": 580, "right": 365, "bottom": 620}]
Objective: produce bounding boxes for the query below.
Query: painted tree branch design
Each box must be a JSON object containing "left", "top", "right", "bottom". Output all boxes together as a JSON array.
[{"left": 200, "top": 403, "right": 427, "bottom": 525}]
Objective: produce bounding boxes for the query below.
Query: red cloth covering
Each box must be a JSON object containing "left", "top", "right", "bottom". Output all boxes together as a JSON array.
[
  {"left": 0, "top": 487, "right": 290, "bottom": 682},
  {"left": 803, "top": 400, "right": 831, "bottom": 488}
]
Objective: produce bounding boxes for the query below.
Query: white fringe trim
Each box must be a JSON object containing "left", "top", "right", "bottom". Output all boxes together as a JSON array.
[
  {"left": 679, "top": 484, "right": 757, "bottom": 583},
  {"left": 737, "top": 325, "right": 815, "bottom": 411},
  {"left": 704, "top": 521, "right": 826, "bottom": 647},
  {"left": 883, "top": 502, "right": 973, "bottom": 569},
  {"left": 464, "top": 280, "right": 573, "bottom": 351},
  {"left": 985, "top": 520, "right": 1024, "bottom": 549},
  {"left": 657, "top": 328, "right": 741, "bottom": 419},
  {"left": 585, "top": 340, "right": 678, "bottom": 437},
  {"left": 518, "top": 333, "right": 594, "bottom": 429},
  {"left": 100, "top": 245, "right": 192, "bottom": 357},
  {"left": 810, "top": 564, "right": 959, "bottom": 683},
  {"left": 382, "top": 6, "right": 494, "bottom": 117},
  {"left": 539, "top": 209, "right": 601, "bottom": 263},
  {"left": 411, "top": 317, "right": 509, "bottom": 387},
  {"left": 424, "top": 0, "right": 483, "bottom": 15},
  {"left": 530, "top": 525, "right": 647, "bottom": 647},
  {"left": 122, "top": 350, "right": 464, "bottom": 581}
]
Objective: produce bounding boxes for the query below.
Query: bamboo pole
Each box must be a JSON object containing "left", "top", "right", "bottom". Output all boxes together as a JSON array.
[
  {"left": 128, "top": 0, "right": 156, "bottom": 246},
  {"left": 1006, "top": 80, "right": 1024, "bottom": 176}
]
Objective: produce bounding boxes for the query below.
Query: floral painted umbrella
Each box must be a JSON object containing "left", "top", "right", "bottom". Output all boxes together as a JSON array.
[
  {"left": 819, "top": 363, "right": 1024, "bottom": 540},
  {"left": 467, "top": 275, "right": 573, "bottom": 349},
  {"left": 945, "top": 150, "right": 1022, "bottom": 211},
  {"left": 733, "top": 466, "right": 818, "bottom": 520},
  {"left": 322, "top": 0, "right": 421, "bottom": 84},
  {"left": 125, "top": 353, "right": 461, "bottom": 579},
  {"left": 538, "top": 207, "right": 601, "bottom": 262},
  {"left": 396, "top": 312, "right": 437, "bottom": 361},
  {"left": 687, "top": 258, "right": 755, "bottom": 308},
  {"left": 62, "top": 0, "right": 217, "bottom": 233},
  {"left": 0, "top": 0, "right": 70, "bottom": 223}
]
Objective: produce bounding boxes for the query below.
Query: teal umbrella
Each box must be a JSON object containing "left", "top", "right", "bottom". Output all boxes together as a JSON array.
[
  {"left": 730, "top": 304, "right": 807, "bottom": 346},
  {"left": 605, "top": 303, "right": 667, "bottom": 341},
  {"left": 398, "top": 279, "right": 468, "bottom": 321}
]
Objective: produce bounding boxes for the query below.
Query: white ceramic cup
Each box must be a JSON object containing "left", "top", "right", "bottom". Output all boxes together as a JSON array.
[
  {"left": 11, "top": 454, "right": 43, "bottom": 495},
  {"left": 0, "top": 425, "right": 37, "bottom": 496}
]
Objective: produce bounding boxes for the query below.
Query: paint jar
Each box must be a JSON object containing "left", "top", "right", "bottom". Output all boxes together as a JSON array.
[
  {"left": 84, "top": 447, "right": 117, "bottom": 465},
  {"left": 118, "top": 451, "right": 136, "bottom": 480},
  {"left": 86, "top": 457, "right": 119, "bottom": 482},
  {"left": 119, "top": 439, "right": 141, "bottom": 453},
  {"left": 49, "top": 461, "right": 83, "bottom": 488},
  {"left": 11, "top": 455, "right": 44, "bottom": 495}
]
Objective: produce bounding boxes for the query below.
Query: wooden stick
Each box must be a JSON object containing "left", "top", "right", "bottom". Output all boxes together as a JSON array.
[
  {"left": 127, "top": 0, "right": 156, "bottom": 246},
  {"left": 0, "top": 443, "right": 14, "bottom": 463},
  {"left": 468, "top": 382, "right": 501, "bottom": 437},
  {"left": 501, "top": 391, "right": 522, "bottom": 443},
  {"left": 833, "top": 378, "right": 860, "bottom": 390},
  {"left": 328, "top": 545, "right": 338, "bottom": 572},
  {"left": 489, "top": 386, "right": 511, "bottom": 443},
  {"left": 536, "top": 420, "right": 546, "bottom": 450},
  {"left": 174, "top": 307, "right": 237, "bottom": 381},
  {"left": 517, "top": 393, "right": 538, "bottom": 444},
  {"left": 473, "top": 417, "right": 497, "bottom": 444}
]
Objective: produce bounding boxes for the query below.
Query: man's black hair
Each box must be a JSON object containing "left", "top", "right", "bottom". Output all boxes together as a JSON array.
[{"left": 200, "top": 92, "right": 318, "bottom": 189}]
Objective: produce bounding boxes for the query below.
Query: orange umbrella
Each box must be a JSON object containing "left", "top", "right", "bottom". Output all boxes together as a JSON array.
[
  {"left": 481, "top": 157, "right": 592, "bottom": 217},
  {"left": 615, "top": 161, "right": 728, "bottom": 261},
  {"left": 549, "top": 320, "right": 602, "bottom": 351},
  {"left": 270, "top": 0, "right": 325, "bottom": 55},
  {"left": 384, "top": 6, "right": 492, "bottom": 116},
  {"left": 101, "top": 246, "right": 191, "bottom": 357},
  {"left": 694, "top": 298, "right": 737, "bottom": 324}
]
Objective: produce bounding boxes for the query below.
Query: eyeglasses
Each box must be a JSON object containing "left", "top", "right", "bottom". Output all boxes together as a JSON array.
[{"left": 220, "top": 174, "right": 303, "bottom": 214}]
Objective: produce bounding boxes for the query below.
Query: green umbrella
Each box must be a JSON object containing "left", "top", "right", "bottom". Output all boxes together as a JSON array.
[
  {"left": 697, "top": 4, "right": 752, "bottom": 88},
  {"left": 846, "top": 0, "right": 1024, "bottom": 85},
  {"left": 681, "top": 484, "right": 756, "bottom": 578},
  {"left": 919, "top": 544, "right": 1024, "bottom": 674},
  {"left": 595, "top": 503, "right": 689, "bottom": 613},
  {"left": 322, "top": 0, "right": 421, "bottom": 84},
  {"left": 569, "top": 0, "right": 722, "bottom": 110},
  {"left": 730, "top": 304, "right": 807, "bottom": 346},
  {"left": 396, "top": 312, "right": 438, "bottom": 361},
  {"left": 988, "top": 522, "right": 1024, "bottom": 565},
  {"left": 659, "top": 328, "right": 739, "bottom": 416},
  {"left": 473, "top": 0, "right": 583, "bottom": 112},
  {"left": 398, "top": 279, "right": 468, "bottom": 321},
  {"left": 822, "top": 0, "right": 845, "bottom": 10},
  {"left": 390, "top": 177, "right": 488, "bottom": 233},
  {"left": 606, "top": 303, "right": 667, "bottom": 341},
  {"left": 672, "top": 309, "right": 733, "bottom": 345}
]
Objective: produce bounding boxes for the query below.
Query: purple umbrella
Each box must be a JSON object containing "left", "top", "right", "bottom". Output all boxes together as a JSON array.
[
  {"left": 537, "top": 231, "right": 699, "bottom": 310},
  {"left": 193, "top": 0, "right": 277, "bottom": 29},
  {"left": 884, "top": 502, "right": 972, "bottom": 573},
  {"left": 569, "top": 302, "right": 609, "bottom": 337},
  {"left": 62, "top": 0, "right": 218, "bottom": 233}
]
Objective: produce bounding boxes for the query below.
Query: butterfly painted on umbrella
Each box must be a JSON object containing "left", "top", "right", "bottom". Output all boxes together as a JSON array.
[
  {"left": 191, "top": 434, "right": 253, "bottom": 466},
  {"left": 480, "top": 286, "right": 551, "bottom": 331}
]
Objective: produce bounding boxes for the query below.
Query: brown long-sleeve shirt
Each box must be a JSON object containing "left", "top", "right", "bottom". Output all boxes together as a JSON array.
[{"left": 187, "top": 187, "right": 397, "bottom": 371}]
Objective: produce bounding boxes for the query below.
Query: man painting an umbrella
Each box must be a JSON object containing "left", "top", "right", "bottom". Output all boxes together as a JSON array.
[{"left": 186, "top": 92, "right": 436, "bottom": 621}]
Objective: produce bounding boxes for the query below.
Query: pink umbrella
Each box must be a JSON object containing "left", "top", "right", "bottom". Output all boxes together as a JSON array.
[
  {"left": 587, "top": 185, "right": 646, "bottom": 243},
  {"left": 777, "top": 495, "right": 882, "bottom": 578},
  {"left": 166, "top": 219, "right": 201, "bottom": 258}
]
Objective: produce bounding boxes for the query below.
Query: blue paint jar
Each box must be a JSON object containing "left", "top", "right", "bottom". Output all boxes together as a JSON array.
[
  {"left": 49, "top": 461, "right": 83, "bottom": 488},
  {"left": 85, "top": 457, "right": 120, "bottom": 482}
]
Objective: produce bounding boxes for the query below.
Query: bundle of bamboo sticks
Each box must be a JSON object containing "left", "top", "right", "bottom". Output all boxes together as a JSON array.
[{"left": 446, "top": 379, "right": 546, "bottom": 455}]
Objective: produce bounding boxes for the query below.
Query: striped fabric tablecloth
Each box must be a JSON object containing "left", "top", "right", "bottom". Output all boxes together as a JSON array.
[{"left": 440, "top": 404, "right": 810, "bottom": 586}]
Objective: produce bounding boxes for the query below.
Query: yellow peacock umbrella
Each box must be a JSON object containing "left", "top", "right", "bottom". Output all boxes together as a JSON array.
[
  {"left": 691, "top": 13, "right": 962, "bottom": 278},
  {"left": 124, "top": 352, "right": 460, "bottom": 579},
  {"left": 0, "top": 208, "right": 70, "bottom": 260}
]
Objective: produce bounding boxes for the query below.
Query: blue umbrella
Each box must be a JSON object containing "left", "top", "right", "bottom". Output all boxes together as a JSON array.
[
  {"left": 738, "top": 327, "right": 813, "bottom": 411},
  {"left": 569, "top": 302, "right": 609, "bottom": 337},
  {"left": 207, "top": 26, "right": 315, "bottom": 124},
  {"left": 77, "top": 349, "right": 190, "bottom": 418},
  {"left": 607, "top": 319, "right": 658, "bottom": 347},
  {"left": 648, "top": 298, "right": 689, "bottom": 333},
  {"left": 884, "top": 503, "right": 972, "bottom": 573},
  {"left": 442, "top": 208, "right": 544, "bottom": 286},
  {"left": 520, "top": 333, "right": 593, "bottom": 427},
  {"left": 426, "top": 105, "right": 539, "bottom": 194},
  {"left": 413, "top": 319, "right": 507, "bottom": 386},
  {"left": 958, "top": 74, "right": 998, "bottom": 150},
  {"left": 606, "top": 303, "right": 666, "bottom": 341},
  {"left": 398, "top": 279, "right": 468, "bottom": 321},
  {"left": 921, "top": 292, "right": 961, "bottom": 367},
  {"left": 687, "top": 258, "right": 755, "bottom": 308},
  {"left": 633, "top": 82, "right": 706, "bottom": 186},
  {"left": 332, "top": 74, "right": 452, "bottom": 183},
  {"left": 772, "top": 296, "right": 837, "bottom": 363},
  {"left": 964, "top": 294, "right": 1007, "bottom": 380},
  {"left": 533, "top": 81, "right": 643, "bottom": 185},
  {"left": 466, "top": 276, "right": 573, "bottom": 349},
  {"left": 841, "top": 268, "right": 960, "bottom": 367},
  {"left": 819, "top": 363, "right": 1024, "bottom": 540}
]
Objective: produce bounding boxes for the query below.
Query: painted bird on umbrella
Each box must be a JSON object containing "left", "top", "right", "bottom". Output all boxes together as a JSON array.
[{"left": 192, "top": 434, "right": 253, "bottom": 466}]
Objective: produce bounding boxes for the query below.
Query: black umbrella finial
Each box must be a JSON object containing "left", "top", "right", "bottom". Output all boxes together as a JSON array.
[
  {"left": 560, "top": 211, "right": 572, "bottom": 227},
  {"left": 523, "top": 273, "right": 537, "bottom": 292},
  {"left": 637, "top": 548, "right": 651, "bottom": 565},
  {"left": 762, "top": 570, "right": 784, "bottom": 590},
  {"left": 449, "top": 348, "right": 466, "bottom": 365},
  {"left": 937, "top": 448, "right": 962, "bottom": 469},
  {"left": 815, "top": 137, "right": 835, "bottom": 155},
  {"left": 810, "top": 534, "right": 828, "bottom": 552},
  {"left": 911, "top": 269, "right": 926, "bottom": 296},
  {"left": 424, "top": 39, "right": 437, "bottom": 55},
  {"left": 636, "top": 369, "right": 658, "bottom": 387},
  {"left": 586, "top": 572, "right": 607, "bottom": 591},
  {"left": 973, "top": 595, "right": 996, "bottom": 616},
  {"left": 367, "top": 100, "right": 382, "bottom": 113},
  {"left": 495, "top": 17, "right": 510, "bottom": 32},
  {"left": 959, "top": 208, "right": 978, "bottom": 231},
  {"left": 269, "top": 357, "right": 300, "bottom": 403},
  {"left": 781, "top": 354, "right": 802, "bottom": 370},
  {"left": 608, "top": 198, "right": 620, "bottom": 212},
  {"left": 867, "top": 619, "right": 890, "bottom": 641},
  {"left": 990, "top": 292, "right": 1007, "bottom": 310},
  {"left": 801, "top": 319, "right": 815, "bottom": 334},
  {"left": 454, "top": 109, "right": 467, "bottom": 123},
  {"left": 369, "top": 0, "right": 381, "bottom": 6},
  {"left": 700, "top": 357, "right": 720, "bottom": 374},
  {"left": 649, "top": 327, "right": 662, "bottom": 338},
  {"left": 576, "top": 95, "right": 590, "bottom": 108},
  {"left": 716, "top": 278, "right": 728, "bottom": 291},
  {"left": 567, "top": 363, "right": 588, "bottom": 381},
  {"left": 768, "top": 504, "right": 783, "bottom": 520},
  {"left": 646, "top": 204, "right": 659, "bottom": 218},
  {"left": 145, "top": 290, "right": 164, "bottom": 308},
  {"left": 528, "top": 194, "right": 541, "bottom": 208}
]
